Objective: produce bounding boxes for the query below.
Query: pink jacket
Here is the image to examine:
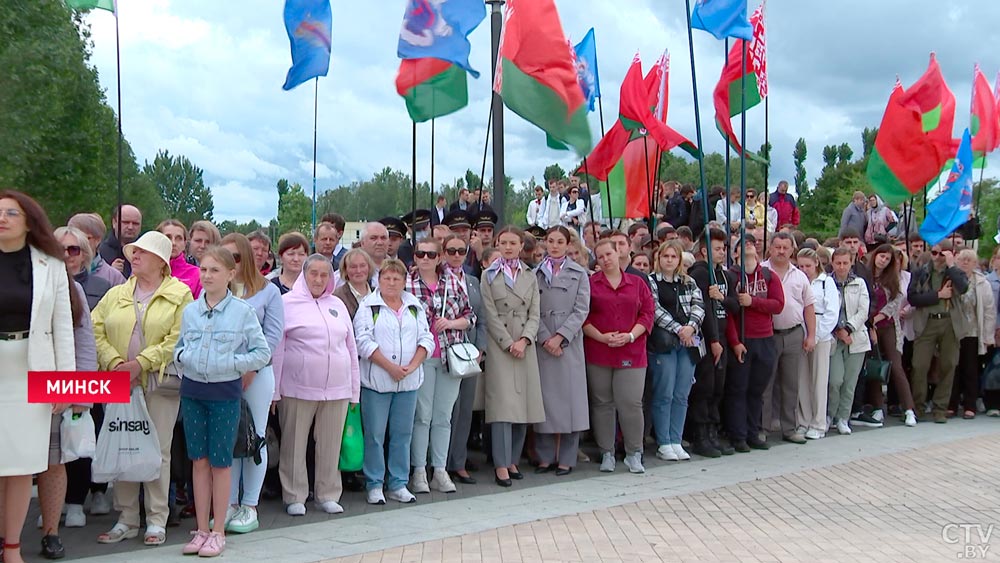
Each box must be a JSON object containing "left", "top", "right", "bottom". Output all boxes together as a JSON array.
[
  {"left": 170, "top": 254, "right": 202, "bottom": 299},
  {"left": 272, "top": 271, "right": 360, "bottom": 403}
]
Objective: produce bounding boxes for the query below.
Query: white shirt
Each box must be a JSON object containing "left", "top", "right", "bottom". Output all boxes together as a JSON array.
[
  {"left": 526, "top": 198, "right": 544, "bottom": 227},
  {"left": 589, "top": 193, "right": 604, "bottom": 226},
  {"left": 810, "top": 272, "right": 840, "bottom": 343},
  {"left": 541, "top": 194, "right": 561, "bottom": 228},
  {"left": 716, "top": 199, "right": 742, "bottom": 228}
]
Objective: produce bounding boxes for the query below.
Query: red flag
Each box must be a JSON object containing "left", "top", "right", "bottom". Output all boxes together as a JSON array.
[
  {"left": 712, "top": 3, "right": 766, "bottom": 159},
  {"left": 898, "top": 53, "right": 957, "bottom": 164},
  {"left": 971, "top": 64, "right": 999, "bottom": 157}
]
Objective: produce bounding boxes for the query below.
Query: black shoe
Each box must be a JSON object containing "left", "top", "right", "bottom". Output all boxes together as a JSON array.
[
  {"left": 555, "top": 467, "right": 573, "bottom": 476},
  {"left": 343, "top": 472, "right": 365, "bottom": 493},
  {"left": 450, "top": 471, "right": 477, "bottom": 485},
  {"left": 260, "top": 483, "right": 281, "bottom": 500},
  {"left": 494, "top": 476, "right": 512, "bottom": 487},
  {"left": 747, "top": 437, "right": 770, "bottom": 450},
  {"left": 509, "top": 471, "right": 524, "bottom": 480},
  {"left": 730, "top": 440, "right": 750, "bottom": 453},
  {"left": 41, "top": 534, "right": 65, "bottom": 560},
  {"left": 692, "top": 439, "right": 722, "bottom": 458},
  {"left": 708, "top": 425, "right": 734, "bottom": 455},
  {"left": 534, "top": 465, "right": 554, "bottom": 474}
]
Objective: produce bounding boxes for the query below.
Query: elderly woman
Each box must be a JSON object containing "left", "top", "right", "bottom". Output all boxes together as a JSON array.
[
  {"left": 533, "top": 227, "right": 590, "bottom": 476},
  {"left": 481, "top": 227, "right": 544, "bottom": 487},
  {"left": 273, "top": 254, "right": 359, "bottom": 516},
  {"left": 93, "top": 231, "right": 193, "bottom": 547},
  {"left": 354, "top": 260, "right": 434, "bottom": 505},
  {"left": 158, "top": 220, "right": 201, "bottom": 299},
  {"left": 949, "top": 249, "right": 996, "bottom": 419},
  {"left": 68, "top": 212, "right": 126, "bottom": 287},
  {"left": 333, "top": 248, "right": 376, "bottom": 318},
  {"left": 584, "top": 239, "right": 654, "bottom": 474},
  {"left": 405, "top": 238, "right": 473, "bottom": 494},
  {"left": 270, "top": 232, "right": 309, "bottom": 295},
  {"left": 56, "top": 226, "right": 113, "bottom": 310}
]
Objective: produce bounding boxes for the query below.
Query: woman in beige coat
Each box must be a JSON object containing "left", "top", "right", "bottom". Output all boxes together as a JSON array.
[
  {"left": 481, "top": 227, "right": 543, "bottom": 487},
  {"left": 949, "top": 249, "right": 996, "bottom": 418}
]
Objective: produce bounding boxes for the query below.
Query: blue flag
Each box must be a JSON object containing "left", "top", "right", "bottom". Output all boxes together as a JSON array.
[
  {"left": 397, "top": 0, "right": 486, "bottom": 78},
  {"left": 573, "top": 28, "right": 601, "bottom": 112},
  {"left": 691, "top": 0, "right": 753, "bottom": 41},
  {"left": 920, "top": 129, "right": 975, "bottom": 246},
  {"left": 282, "top": 0, "right": 332, "bottom": 91}
]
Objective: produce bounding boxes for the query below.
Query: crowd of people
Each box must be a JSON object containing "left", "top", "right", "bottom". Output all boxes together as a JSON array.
[{"left": 0, "top": 178, "right": 995, "bottom": 561}]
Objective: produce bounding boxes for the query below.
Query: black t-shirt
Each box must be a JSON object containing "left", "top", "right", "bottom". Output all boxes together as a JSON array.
[{"left": 0, "top": 245, "right": 32, "bottom": 331}]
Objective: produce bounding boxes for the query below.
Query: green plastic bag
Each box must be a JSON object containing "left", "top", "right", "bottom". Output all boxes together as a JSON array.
[{"left": 339, "top": 403, "right": 364, "bottom": 472}]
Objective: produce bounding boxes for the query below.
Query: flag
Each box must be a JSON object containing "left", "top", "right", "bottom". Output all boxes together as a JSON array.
[
  {"left": 971, "top": 64, "right": 999, "bottom": 163},
  {"left": 920, "top": 129, "right": 974, "bottom": 246},
  {"left": 619, "top": 52, "right": 699, "bottom": 157},
  {"left": 712, "top": 2, "right": 766, "bottom": 160},
  {"left": 66, "top": 0, "right": 115, "bottom": 12},
  {"left": 282, "top": 0, "right": 333, "bottom": 91},
  {"left": 395, "top": 58, "right": 468, "bottom": 122},
  {"left": 606, "top": 137, "right": 660, "bottom": 219},
  {"left": 494, "top": 0, "right": 592, "bottom": 156},
  {"left": 579, "top": 121, "right": 631, "bottom": 181},
  {"left": 397, "top": 0, "right": 486, "bottom": 77},
  {"left": 691, "top": 0, "right": 753, "bottom": 41},
  {"left": 898, "top": 54, "right": 956, "bottom": 165},
  {"left": 866, "top": 80, "right": 944, "bottom": 206},
  {"left": 573, "top": 28, "right": 601, "bottom": 112}
]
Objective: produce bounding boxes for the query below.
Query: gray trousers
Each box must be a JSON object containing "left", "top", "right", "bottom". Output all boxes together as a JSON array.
[
  {"left": 447, "top": 375, "right": 478, "bottom": 472},
  {"left": 535, "top": 432, "right": 580, "bottom": 468},
  {"left": 491, "top": 422, "right": 527, "bottom": 469},
  {"left": 762, "top": 326, "right": 806, "bottom": 436},
  {"left": 586, "top": 365, "right": 646, "bottom": 454}
]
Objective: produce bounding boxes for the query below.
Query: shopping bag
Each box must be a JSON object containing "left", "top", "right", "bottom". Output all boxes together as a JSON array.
[
  {"left": 91, "top": 388, "right": 162, "bottom": 483},
  {"left": 338, "top": 403, "right": 363, "bottom": 472},
  {"left": 233, "top": 399, "right": 265, "bottom": 465},
  {"left": 60, "top": 409, "right": 97, "bottom": 464}
]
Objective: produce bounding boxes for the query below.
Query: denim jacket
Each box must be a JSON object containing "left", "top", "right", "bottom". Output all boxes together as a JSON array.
[{"left": 174, "top": 291, "right": 271, "bottom": 385}]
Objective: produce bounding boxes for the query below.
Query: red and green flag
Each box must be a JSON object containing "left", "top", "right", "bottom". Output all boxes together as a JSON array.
[
  {"left": 899, "top": 53, "right": 956, "bottom": 164},
  {"left": 494, "top": 0, "right": 592, "bottom": 155},
  {"left": 712, "top": 2, "right": 766, "bottom": 160},
  {"left": 866, "top": 79, "right": 947, "bottom": 207},
  {"left": 970, "top": 64, "right": 998, "bottom": 166},
  {"left": 395, "top": 58, "right": 469, "bottom": 123},
  {"left": 66, "top": 0, "right": 115, "bottom": 12}
]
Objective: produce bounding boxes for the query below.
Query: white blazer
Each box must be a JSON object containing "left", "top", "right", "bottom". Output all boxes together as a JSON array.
[{"left": 28, "top": 246, "right": 76, "bottom": 372}]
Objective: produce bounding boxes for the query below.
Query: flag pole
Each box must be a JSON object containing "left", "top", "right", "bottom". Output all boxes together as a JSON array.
[
  {"left": 723, "top": 40, "right": 732, "bottom": 267},
  {"left": 114, "top": 2, "right": 123, "bottom": 238},
  {"left": 584, "top": 156, "right": 597, "bottom": 235},
  {"left": 683, "top": 0, "right": 715, "bottom": 284},
  {"left": 762, "top": 96, "right": 769, "bottom": 256},
  {"left": 477, "top": 97, "right": 494, "bottom": 213},
  {"left": 903, "top": 197, "right": 912, "bottom": 258},
  {"left": 598, "top": 97, "right": 613, "bottom": 228},
  {"left": 411, "top": 120, "right": 418, "bottom": 247},
  {"left": 311, "top": 78, "right": 319, "bottom": 234},
  {"left": 739, "top": 36, "right": 748, "bottom": 339},
  {"left": 643, "top": 136, "right": 655, "bottom": 228},
  {"left": 431, "top": 117, "right": 436, "bottom": 210},
  {"left": 487, "top": 0, "right": 506, "bottom": 226}
]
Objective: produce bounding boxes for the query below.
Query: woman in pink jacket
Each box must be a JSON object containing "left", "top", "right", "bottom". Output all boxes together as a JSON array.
[
  {"left": 272, "top": 254, "right": 360, "bottom": 517},
  {"left": 158, "top": 220, "right": 201, "bottom": 299}
]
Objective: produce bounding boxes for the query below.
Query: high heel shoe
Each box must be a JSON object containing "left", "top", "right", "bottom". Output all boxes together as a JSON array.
[{"left": 494, "top": 469, "right": 512, "bottom": 487}]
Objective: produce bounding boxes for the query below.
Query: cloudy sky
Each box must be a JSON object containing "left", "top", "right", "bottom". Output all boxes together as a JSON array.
[{"left": 81, "top": 0, "right": 1000, "bottom": 222}]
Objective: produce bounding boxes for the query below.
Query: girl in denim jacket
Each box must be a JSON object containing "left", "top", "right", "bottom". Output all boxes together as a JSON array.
[{"left": 174, "top": 247, "right": 270, "bottom": 557}]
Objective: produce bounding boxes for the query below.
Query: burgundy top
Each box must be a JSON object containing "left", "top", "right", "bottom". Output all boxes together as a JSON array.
[
  {"left": 727, "top": 263, "right": 785, "bottom": 343},
  {"left": 584, "top": 269, "right": 654, "bottom": 369}
]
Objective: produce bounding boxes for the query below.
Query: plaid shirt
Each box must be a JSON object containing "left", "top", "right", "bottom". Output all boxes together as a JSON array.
[
  {"left": 651, "top": 273, "right": 706, "bottom": 334},
  {"left": 406, "top": 269, "right": 476, "bottom": 348}
]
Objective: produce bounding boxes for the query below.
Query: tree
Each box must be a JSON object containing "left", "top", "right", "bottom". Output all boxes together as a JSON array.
[
  {"left": 974, "top": 178, "right": 1000, "bottom": 258},
  {"left": 861, "top": 127, "right": 878, "bottom": 159},
  {"left": 276, "top": 180, "right": 312, "bottom": 235},
  {"left": 821, "top": 145, "right": 839, "bottom": 169},
  {"left": 543, "top": 164, "right": 566, "bottom": 182},
  {"left": 837, "top": 143, "right": 854, "bottom": 164},
  {"left": 758, "top": 142, "right": 772, "bottom": 188},
  {"left": 142, "top": 149, "right": 214, "bottom": 225},
  {"left": 793, "top": 138, "right": 808, "bottom": 194}
]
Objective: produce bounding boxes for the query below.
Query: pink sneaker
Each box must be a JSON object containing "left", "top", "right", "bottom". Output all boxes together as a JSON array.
[
  {"left": 182, "top": 530, "right": 209, "bottom": 555},
  {"left": 198, "top": 532, "right": 226, "bottom": 557}
]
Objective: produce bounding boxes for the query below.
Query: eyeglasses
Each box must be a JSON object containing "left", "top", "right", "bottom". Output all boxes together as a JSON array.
[
  {"left": 232, "top": 252, "right": 242, "bottom": 263},
  {"left": 445, "top": 247, "right": 468, "bottom": 256},
  {"left": 414, "top": 250, "right": 439, "bottom": 259},
  {"left": 930, "top": 250, "right": 941, "bottom": 256},
  {"left": 63, "top": 245, "right": 82, "bottom": 257},
  {"left": 0, "top": 209, "right": 23, "bottom": 219},
  {"left": 570, "top": 190, "right": 579, "bottom": 195}
]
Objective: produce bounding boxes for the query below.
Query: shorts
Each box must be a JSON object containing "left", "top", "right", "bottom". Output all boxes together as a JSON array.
[{"left": 181, "top": 397, "right": 241, "bottom": 468}]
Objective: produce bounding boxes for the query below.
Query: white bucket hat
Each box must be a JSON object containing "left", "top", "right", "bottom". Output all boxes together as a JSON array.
[{"left": 123, "top": 231, "right": 171, "bottom": 267}]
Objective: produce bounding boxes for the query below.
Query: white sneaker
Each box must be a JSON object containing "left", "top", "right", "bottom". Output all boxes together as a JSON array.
[
  {"left": 286, "top": 502, "right": 306, "bottom": 516},
  {"left": 671, "top": 444, "right": 691, "bottom": 461},
  {"left": 65, "top": 504, "right": 86, "bottom": 528},
  {"left": 836, "top": 420, "right": 852, "bottom": 435},
  {"left": 209, "top": 504, "right": 238, "bottom": 528},
  {"left": 90, "top": 491, "right": 111, "bottom": 515},
  {"left": 872, "top": 409, "right": 885, "bottom": 423},
  {"left": 804, "top": 428, "right": 825, "bottom": 440},
  {"left": 386, "top": 487, "right": 416, "bottom": 503},
  {"left": 226, "top": 505, "right": 259, "bottom": 534},
  {"left": 366, "top": 488, "right": 386, "bottom": 505},
  {"left": 623, "top": 451, "right": 645, "bottom": 474},
  {"left": 319, "top": 500, "right": 344, "bottom": 514},
  {"left": 409, "top": 468, "right": 430, "bottom": 494},
  {"left": 904, "top": 410, "right": 917, "bottom": 427},
  {"left": 656, "top": 445, "right": 678, "bottom": 461},
  {"left": 599, "top": 452, "right": 616, "bottom": 472},
  {"left": 429, "top": 469, "right": 457, "bottom": 493}
]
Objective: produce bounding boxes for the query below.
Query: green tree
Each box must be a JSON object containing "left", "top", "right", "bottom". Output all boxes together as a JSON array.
[
  {"left": 837, "top": 143, "right": 854, "bottom": 164},
  {"left": 758, "top": 142, "right": 772, "bottom": 187},
  {"left": 975, "top": 178, "right": 1000, "bottom": 258},
  {"left": 861, "top": 127, "right": 878, "bottom": 158},
  {"left": 793, "top": 138, "right": 808, "bottom": 194},
  {"left": 821, "top": 145, "right": 839, "bottom": 169},
  {"left": 142, "top": 149, "right": 214, "bottom": 225},
  {"left": 277, "top": 180, "right": 313, "bottom": 235},
  {"left": 543, "top": 164, "right": 566, "bottom": 182}
]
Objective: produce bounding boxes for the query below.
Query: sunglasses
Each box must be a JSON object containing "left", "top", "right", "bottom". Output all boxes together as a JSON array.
[
  {"left": 445, "top": 247, "right": 468, "bottom": 256},
  {"left": 232, "top": 252, "right": 242, "bottom": 263},
  {"left": 414, "top": 250, "right": 439, "bottom": 259},
  {"left": 63, "top": 245, "right": 82, "bottom": 257},
  {"left": 931, "top": 250, "right": 942, "bottom": 256}
]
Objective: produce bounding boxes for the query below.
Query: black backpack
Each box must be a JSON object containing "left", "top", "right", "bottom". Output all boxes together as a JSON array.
[{"left": 232, "top": 399, "right": 265, "bottom": 465}]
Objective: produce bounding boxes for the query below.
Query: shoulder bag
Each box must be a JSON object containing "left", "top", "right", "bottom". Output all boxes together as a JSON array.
[{"left": 441, "top": 277, "right": 482, "bottom": 378}]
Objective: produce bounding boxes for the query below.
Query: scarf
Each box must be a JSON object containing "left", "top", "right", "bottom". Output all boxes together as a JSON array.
[
  {"left": 540, "top": 256, "right": 567, "bottom": 286},
  {"left": 486, "top": 258, "right": 521, "bottom": 288}
]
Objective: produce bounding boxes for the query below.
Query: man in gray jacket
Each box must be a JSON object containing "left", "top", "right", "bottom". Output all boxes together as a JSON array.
[{"left": 839, "top": 191, "right": 868, "bottom": 239}]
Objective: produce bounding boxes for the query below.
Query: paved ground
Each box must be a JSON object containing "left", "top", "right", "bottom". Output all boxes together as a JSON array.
[{"left": 22, "top": 416, "right": 1000, "bottom": 563}]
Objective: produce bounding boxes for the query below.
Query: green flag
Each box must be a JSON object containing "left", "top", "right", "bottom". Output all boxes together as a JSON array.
[{"left": 66, "top": 0, "right": 116, "bottom": 13}]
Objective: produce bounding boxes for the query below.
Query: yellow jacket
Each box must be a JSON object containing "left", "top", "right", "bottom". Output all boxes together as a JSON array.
[{"left": 92, "top": 276, "right": 193, "bottom": 387}]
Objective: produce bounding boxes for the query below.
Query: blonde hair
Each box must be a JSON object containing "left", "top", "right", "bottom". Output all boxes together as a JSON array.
[
  {"left": 54, "top": 226, "right": 95, "bottom": 268},
  {"left": 221, "top": 233, "right": 267, "bottom": 298},
  {"left": 654, "top": 240, "right": 687, "bottom": 277},
  {"left": 338, "top": 248, "right": 376, "bottom": 282},
  {"left": 379, "top": 258, "right": 408, "bottom": 280}
]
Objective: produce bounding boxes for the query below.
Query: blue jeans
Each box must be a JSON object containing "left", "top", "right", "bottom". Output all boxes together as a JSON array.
[
  {"left": 361, "top": 388, "right": 418, "bottom": 492},
  {"left": 649, "top": 350, "right": 696, "bottom": 445}
]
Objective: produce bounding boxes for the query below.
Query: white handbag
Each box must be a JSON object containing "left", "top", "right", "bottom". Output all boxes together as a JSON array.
[{"left": 440, "top": 276, "right": 482, "bottom": 379}]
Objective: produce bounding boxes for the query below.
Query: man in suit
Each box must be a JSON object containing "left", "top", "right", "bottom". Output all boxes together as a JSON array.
[
  {"left": 450, "top": 188, "right": 472, "bottom": 212},
  {"left": 431, "top": 196, "right": 448, "bottom": 226}
]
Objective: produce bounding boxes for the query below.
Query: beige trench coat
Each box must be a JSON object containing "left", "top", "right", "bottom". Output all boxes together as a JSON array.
[{"left": 481, "top": 264, "right": 545, "bottom": 424}]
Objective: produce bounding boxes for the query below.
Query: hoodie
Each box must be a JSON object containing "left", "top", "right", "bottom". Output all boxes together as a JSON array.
[
  {"left": 727, "top": 263, "right": 785, "bottom": 343},
  {"left": 170, "top": 253, "right": 202, "bottom": 299},
  {"left": 272, "top": 271, "right": 360, "bottom": 403}
]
